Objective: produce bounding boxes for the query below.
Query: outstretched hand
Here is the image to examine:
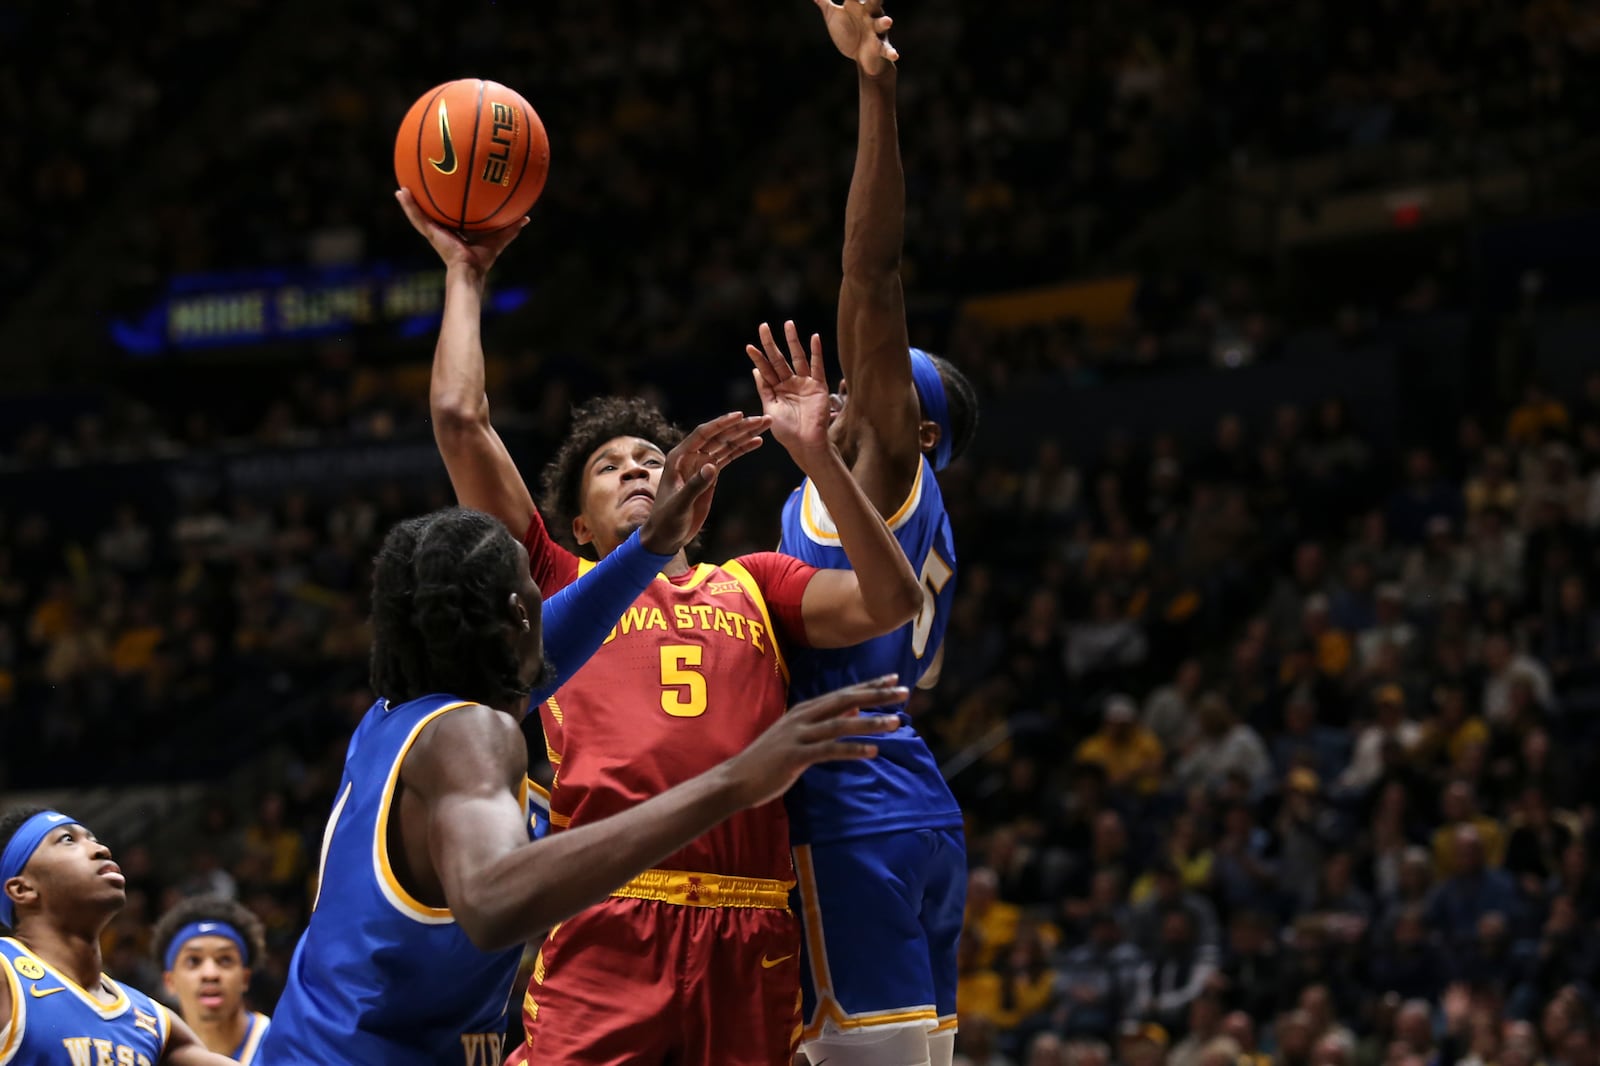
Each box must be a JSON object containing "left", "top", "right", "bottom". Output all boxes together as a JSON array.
[
  {"left": 747, "top": 321, "right": 833, "bottom": 466},
  {"left": 815, "top": 0, "right": 898, "bottom": 76},
  {"left": 395, "top": 188, "right": 527, "bottom": 278},
  {"left": 639, "top": 411, "right": 771, "bottom": 555}
]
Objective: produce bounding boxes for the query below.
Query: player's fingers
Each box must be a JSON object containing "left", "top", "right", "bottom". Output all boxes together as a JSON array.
[
  {"left": 815, "top": 741, "right": 880, "bottom": 763},
  {"left": 784, "top": 321, "right": 810, "bottom": 378},
  {"left": 752, "top": 368, "right": 778, "bottom": 407},
  {"left": 745, "top": 343, "right": 785, "bottom": 387},
  {"left": 394, "top": 189, "right": 438, "bottom": 235},
  {"left": 758, "top": 322, "right": 794, "bottom": 378},
  {"left": 801, "top": 713, "right": 899, "bottom": 742},
  {"left": 791, "top": 678, "right": 906, "bottom": 720},
  {"left": 677, "top": 411, "right": 744, "bottom": 455},
  {"left": 713, "top": 435, "right": 764, "bottom": 470},
  {"left": 808, "top": 333, "right": 827, "bottom": 383},
  {"left": 874, "top": 15, "right": 893, "bottom": 33},
  {"left": 670, "top": 462, "right": 719, "bottom": 505}
]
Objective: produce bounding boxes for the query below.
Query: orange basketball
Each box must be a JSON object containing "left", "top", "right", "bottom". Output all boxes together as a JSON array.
[{"left": 394, "top": 79, "right": 550, "bottom": 233}]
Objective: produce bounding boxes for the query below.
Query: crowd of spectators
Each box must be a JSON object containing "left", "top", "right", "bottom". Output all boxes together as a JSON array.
[
  {"left": 5, "top": 0, "right": 1600, "bottom": 1061},
  {"left": 7, "top": 0, "right": 1599, "bottom": 346}
]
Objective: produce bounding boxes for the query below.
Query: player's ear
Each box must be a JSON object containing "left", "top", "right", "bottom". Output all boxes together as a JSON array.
[
  {"left": 4, "top": 875, "right": 36, "bottom": 916},
  {"left": 507, "top": 592, "right": 531, "bottom": 632},
  {"left": 919, "top": 419, "right": 942, "bottom": 457},
  {"left": 571, "top": 515, "right": 593, "bottom": 547}
]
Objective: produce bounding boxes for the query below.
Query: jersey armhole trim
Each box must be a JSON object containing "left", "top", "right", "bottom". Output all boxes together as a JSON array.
[
  {"left": 800, "top": 459, "right": 925, "bottom": 543},
  {"left": 372, "top": 700, "right": 476, "bottom": 925},
  {"left": 721, "top": 560, "right": 790, "bottom": 685},
  {"left": 0, "top": 952, "right": 22, "bottom": 1066}
]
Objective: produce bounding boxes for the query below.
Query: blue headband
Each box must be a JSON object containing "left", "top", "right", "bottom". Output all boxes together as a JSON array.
[
  {"left": 909, "top": 348, "right": 954, "bottom": 472},
  {"left": 165, "top": 920, "right": 251, "bottom": 971},
  {"left": 0, "top": 810, "right": 75, "bottom": 928}
]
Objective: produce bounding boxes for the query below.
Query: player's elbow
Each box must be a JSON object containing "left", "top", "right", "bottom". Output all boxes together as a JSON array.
[
  {"left": 873, "top": 576, "right": 923, "bottom": 632},
  {"left": 451, "top": 893, "right": 528, "bottom": 954},
  {"left": 430, "top": 389, "right": 491, "bottom": 435}
]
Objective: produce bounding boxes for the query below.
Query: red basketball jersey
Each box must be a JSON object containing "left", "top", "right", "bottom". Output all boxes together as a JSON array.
[{"left": 523, "top": 511, "right": 816, "bottom": 883}]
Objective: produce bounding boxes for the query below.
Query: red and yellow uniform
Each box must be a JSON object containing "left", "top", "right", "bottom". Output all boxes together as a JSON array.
[{"left": 509, "top": 511, "right": 815, "bottom": 1066}]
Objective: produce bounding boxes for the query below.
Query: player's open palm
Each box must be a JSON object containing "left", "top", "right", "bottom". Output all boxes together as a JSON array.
[
  {"left": 747, "top": 321, "right": 831, "bottom": 463},
  {"left": 725, "top": 677, "right": 907, "bottom": 808},
  {"left": 395, "top": 188, "right": 526, "bottom": 277},
  {"left": 815, "top": 0, "right": 898, "bottom": 76},
  {"left": 640, "top": 412, "right": 771, "bottom": 554}
]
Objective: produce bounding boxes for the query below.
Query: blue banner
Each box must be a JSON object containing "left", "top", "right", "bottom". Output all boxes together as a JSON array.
[{"left": 110, "top": 263, "right": 530, "bottom": 355}]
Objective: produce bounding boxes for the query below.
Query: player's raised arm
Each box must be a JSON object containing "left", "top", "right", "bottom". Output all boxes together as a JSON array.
[
  {"left": 161, "top": 1012, "right": 244, "bottom": 1065},
  {"left": 396, "top": 189, "right": 543, "bottom": 542},
  {"left": 816, "top": 0, "right": 921, "bottom": 514},
  {"left": 749, "top": 321, "right": 922, "bottom": 646},
  {"left": 409, "top": 680, "right": 905, "bottom": 952}
]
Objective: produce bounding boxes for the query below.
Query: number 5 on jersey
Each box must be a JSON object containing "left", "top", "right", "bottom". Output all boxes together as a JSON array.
[
  {"left": 912, "top": 550, "right": 954, "bottom": 658},
  {"left": 660, "top": 644, "right": 708, "bottom": 717}
]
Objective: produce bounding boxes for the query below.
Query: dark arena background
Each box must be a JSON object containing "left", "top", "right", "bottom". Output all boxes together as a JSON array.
[{"left": 5, "top": 1, "right": 1600, "bottom": 1064}]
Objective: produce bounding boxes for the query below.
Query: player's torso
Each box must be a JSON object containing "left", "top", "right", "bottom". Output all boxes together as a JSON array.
[
  {"left": 260, "top": 695, "right": 525, "bottom": 1066},
  {"left": 542, "top": 560, "right": 791, "bottom": 880},
  {"left": 0, "top": 937, "right": 168, "bottom": 1065},
  {"left": 779, "top": 458, "right": 963, "bottom": 843}
]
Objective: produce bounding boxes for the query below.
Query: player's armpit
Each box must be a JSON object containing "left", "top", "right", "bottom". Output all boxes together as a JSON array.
[{"left": 799, "top": 568, "right": 918, "bottom": 650}]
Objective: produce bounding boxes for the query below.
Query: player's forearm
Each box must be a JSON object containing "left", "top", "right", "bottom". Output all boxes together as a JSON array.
[
  {"left": 529, "top": 531, "right": 670, "bottom": 704},
  {"left": 802, "top": 447, "right": 921, "bottom": 626},
  {"left": 841, "top": 66, "right": 903, "bottom": 284},
  {"left": 429, "top": 267, "right": 491, "bottom": 428},
  {"left": 459, "top": 766, "right": 747, "bottom": 951}
]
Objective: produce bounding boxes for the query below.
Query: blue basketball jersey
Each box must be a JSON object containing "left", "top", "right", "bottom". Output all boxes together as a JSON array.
[
  {"left": 233, "top": 1011, "right": 271, "bottom": 1065},
  {"left": 0, "top": 936, "right": 171, "bottom": 1066},
  {"left": 779, "top": 457, "right": 963, "bottom": 843},
  {"left": 258, "top": 695, "right": 532, "bottom": 1066}
]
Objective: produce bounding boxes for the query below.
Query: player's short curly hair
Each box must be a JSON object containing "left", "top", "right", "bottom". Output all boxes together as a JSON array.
[
  {"left": 151, "top": 894, "right": 268, "bottom": 970},
  {"left": 540, "top": 396, "right": 685, "bottom": 550},
  {"left": 0, "top": 806, "right": 47, "bottom": 932},
  {"left": 924, "top": 352, "right": 979, "bottom": 465},
  {"left": 368, "top": 508, "right": 532, "bottom": 707}
]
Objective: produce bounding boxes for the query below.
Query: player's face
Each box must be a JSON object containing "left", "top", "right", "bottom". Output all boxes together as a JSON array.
[
  {"left": 15, "top": 823, "right": 125, "bottom": 917},
  {"left": 576, "top": 436, "right": 666, "bottom": 549},
  {"left": 165, "top": 936, "right": 250, "bottom": 1024}
]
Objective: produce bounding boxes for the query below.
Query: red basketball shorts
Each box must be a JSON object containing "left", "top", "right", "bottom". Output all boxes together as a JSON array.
[{"left": 506, "top": 870, "right": 802, "bottom": 1066}]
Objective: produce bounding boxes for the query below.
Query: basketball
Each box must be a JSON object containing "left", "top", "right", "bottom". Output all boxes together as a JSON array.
[{"left": 394, "top": 78, "right": 550, "bottom": 233}]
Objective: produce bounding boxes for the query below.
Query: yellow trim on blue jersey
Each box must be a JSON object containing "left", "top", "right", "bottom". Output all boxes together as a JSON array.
[
  {"left": 372, "top": 701, "right": 475, "bottom": 924},
  {"left": 0, "top": 952, "right": 22, "bottom": 1066},
  {"left": 791, "top": 852, "right": 938, "bottom": 1041},
  {"left": 236, "top": 1011, "right": 270, "bottom": 1065},
  {"left": 0, "top": 938, "right": 130, "bottom": 1019},
  {"left": 526, "top": 778, "right": 550, "bottom": 806},
  {"left": 799, "top": 459, "right": 925, "bottom": 544},
  {"left": 311, "top": 780, "right": 353, "bottom": 914},
  {"left": 154, "top": 1001, "right": 173, "bottom": 1052},
  {"left": 720, "top": 559, "right": 790, "bottom": 685},
  {"left": 932, "top": 1015, "right": 959, "bottom": 1033}
]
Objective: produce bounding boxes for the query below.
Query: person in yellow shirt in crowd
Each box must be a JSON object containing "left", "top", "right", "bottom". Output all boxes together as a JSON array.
[
  {"left": 1074, "top": 695, "right": 1165, "bottom": 797},
  {"left": 1432, "top": 780, "right": 1506, "bottom": 876},
  {"left": 1415, "top": 681, "right": 1489, "bottom": 779},
  {"left": 966, "top": 866, "right": 1022, "bottom": 968},
  {"left": 1130, "top": 813, "right": 1214, "bottom": 902}
]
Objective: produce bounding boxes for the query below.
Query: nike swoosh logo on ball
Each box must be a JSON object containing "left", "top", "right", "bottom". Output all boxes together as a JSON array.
[{"left": 429, "top": 100, "right": 457, "bottom": 175}]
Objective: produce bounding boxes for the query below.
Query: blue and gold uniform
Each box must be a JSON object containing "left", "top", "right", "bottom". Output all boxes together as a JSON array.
[
  {"left": 780, "top": 437, "right": 966, "bottom": 1040},
  {"left": 259, "top": 530, "right": 672, "bottom": 1066},
  {"left": 259, "top": 695, "right": 528, "bottom": 1066},
  {"left": 231, "top": 1011, "right": 270, "bottom": 1065},
  {"left": 0, "top": 936, "right": 171, "bottom": 1066}
]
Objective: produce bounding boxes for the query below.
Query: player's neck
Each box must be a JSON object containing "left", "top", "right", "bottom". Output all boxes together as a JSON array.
[
  {"left": 193, "top": 1009, "right": 252, "bottom": 1056},
  {"left": 17, "top": 920, "right": 106, "bottom": 992}
]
